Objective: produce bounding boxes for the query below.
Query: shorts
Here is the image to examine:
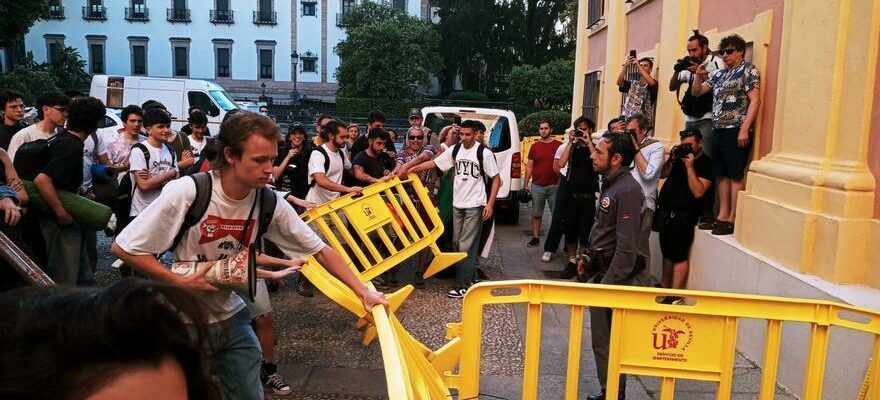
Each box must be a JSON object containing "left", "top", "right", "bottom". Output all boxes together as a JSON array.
[
  {"left": 711, "top": 127, "right": 750, "bottom": 180},
  {"left": 530, "top": 183, "right": 557, "bottom": 218},
  {"left": 241, "top": 279, "right": 272, "bottom": 319},
  {"left": 658, "top": 213, "right": 698, "bottom": 262}
]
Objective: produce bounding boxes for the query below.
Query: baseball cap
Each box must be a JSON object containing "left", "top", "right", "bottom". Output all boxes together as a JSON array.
[{"left": 408, "top": 108, "right": 422, "bottom": 119}]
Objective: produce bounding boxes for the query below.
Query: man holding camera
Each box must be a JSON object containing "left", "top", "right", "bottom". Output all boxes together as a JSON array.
[
  {"left": 656, "top": 129, "right": 713, "bottom": 301},
  {"left": 669, "top": 30, "right": 725, "bottom": 157}
]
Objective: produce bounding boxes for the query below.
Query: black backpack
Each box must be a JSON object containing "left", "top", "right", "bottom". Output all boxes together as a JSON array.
[
  {"left": 308, "top": 146, "right": 346, "bottom": 188},
  {"left": 13, "top": 134, "right": 64, "bottom": 181},
  {"left": 115, "top": 142, "right": 177, "bottom": 233},
  {"left": 167, "top": 172, "right": 277, "bottom": 252}
]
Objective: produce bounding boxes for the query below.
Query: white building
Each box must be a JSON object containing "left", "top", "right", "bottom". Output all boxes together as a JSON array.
[{"left": 24, "top": 0, "right": 430, "bottom": 102}]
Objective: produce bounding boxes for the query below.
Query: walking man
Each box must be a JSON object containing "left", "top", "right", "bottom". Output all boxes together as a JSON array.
[{"left": 523, "top": 120, "right": 561, "bottom": 247}]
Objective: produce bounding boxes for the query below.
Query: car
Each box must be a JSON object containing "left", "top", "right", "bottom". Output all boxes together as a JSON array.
[
  {"left": 421, "top": 106, "right": 523, "bottom": 224},
  {"left": 95, "top": 108, "right": 125, "bottom": 139}
]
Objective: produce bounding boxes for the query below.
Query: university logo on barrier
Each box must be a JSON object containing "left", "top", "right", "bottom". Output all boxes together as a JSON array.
[{"left": 650, "top": 314, "right": 694, "bottom": 363}]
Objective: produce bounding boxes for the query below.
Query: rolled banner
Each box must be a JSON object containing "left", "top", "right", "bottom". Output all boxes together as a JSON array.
[
  {"left": 22, "top": 180, "right": 112, "bottom": 231},
  {"left": 170, "top": 247, "right": 257, "bottom": 301}
]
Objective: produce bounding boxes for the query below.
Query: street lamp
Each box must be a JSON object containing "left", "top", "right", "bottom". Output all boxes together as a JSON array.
[
  {"left": 291, "top": 51, "right": 299, "bottom": 106},
  {"left": 260, "top": 81, "right": 267, "bottom": 102}
]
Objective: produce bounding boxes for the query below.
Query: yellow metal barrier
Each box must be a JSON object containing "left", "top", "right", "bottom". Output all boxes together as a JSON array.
[
  {"left": 520, "top": 134, "right": 566, "bottom": 176},
  {"left": 299, "top": 174, "right": 465, "bottom": 344}
]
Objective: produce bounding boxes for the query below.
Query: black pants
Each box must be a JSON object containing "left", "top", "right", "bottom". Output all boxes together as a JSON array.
[
  {"left": 564, "top": 193, "right": 596, "bottom": 249},
  {"left": 543, "top": 179, "right": 569, "bottom": 253}
]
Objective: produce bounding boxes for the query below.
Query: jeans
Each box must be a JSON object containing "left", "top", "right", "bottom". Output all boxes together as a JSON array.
[
  {"left": 530, "top": 183, "right": 557, "bottom": 218},
  {"left": 38, "top": 215, "right": 93, "bottom": 286},
  {"left": 452, "top": 206, "right": 484, "bottom": 289},
  {"left": 207, "top": 308, "right": 264, "bottom": 400},
  {"left": 543, "top": 178, "right": 570, "bottom": 253}
]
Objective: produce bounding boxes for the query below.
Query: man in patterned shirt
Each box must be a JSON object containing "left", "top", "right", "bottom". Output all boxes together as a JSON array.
[{"left": 691, "top": 34, "right": 760, "bottom": 236}]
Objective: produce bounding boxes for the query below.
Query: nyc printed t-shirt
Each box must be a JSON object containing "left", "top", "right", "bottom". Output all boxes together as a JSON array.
[
  {"left": 115, "top": 170, "right": 325, "bottom": 322},
  {"left": 434, "top": 143, "right": 499, "bottom": 209},
  {"left": 128, "top": 141, "right": 176, "bottom": 216}
]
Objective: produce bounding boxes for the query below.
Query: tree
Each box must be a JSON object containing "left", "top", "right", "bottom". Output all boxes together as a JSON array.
[
  {"left": 47, "top": 46, "right": 90, "bottom": 91},
  {"left": 508, "top": 59, "right": 574, "bottom": 109},
  {"left": 0, "top": 55, "right": 59, "bottom": 103},
  {"left": 0, "top": 1, "right": 53, "bottom": 68},
  {"left": 335, "top": 2, "right": 441, "bottom": 100}
]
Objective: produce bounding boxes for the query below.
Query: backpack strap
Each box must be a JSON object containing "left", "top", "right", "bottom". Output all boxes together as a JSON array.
[
  {"left": 309, "top": 146, "right": 330, "bottom": 188},
  {"left": 253, "top": 187, "right": 277, "bottom": 252},
  {"left": 89, "top": 132, "right": 100, "bottom": 160},
  {"left": 170, "top": 172, "right": 213, "bottom": 252},
  {"left": 163, "top": 142, "right": 177, "bottom": 165},
  {"left": 131, "top": 143, "right": 150, "bottom": 168}
]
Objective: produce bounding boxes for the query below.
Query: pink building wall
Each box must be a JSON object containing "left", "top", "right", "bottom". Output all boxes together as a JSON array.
[
  {"left": 625, "top": 0, "right": 664, "bottom": 55},
  {"left": 587, "top": 28, "right": 608, "bottom": 71},
  {"left": 870, "top": 38, "right": 880, "bottom": 218},
  {"left": 699, "top": 0, "right": 784, "bottom": 158}
]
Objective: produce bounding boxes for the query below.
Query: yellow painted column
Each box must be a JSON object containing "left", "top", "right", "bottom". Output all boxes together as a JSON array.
[
  {"left": 571, "top": 0, "right": 591, "bottom": 123},
  {"left": 737, "top": 0, "right": 880, "bottom": 286},
  {"left": 653, "top": 0, "right": 701, "bottom": 144},
  {"left": 598, "top": 0, "right": 627, "bottom": 127}
]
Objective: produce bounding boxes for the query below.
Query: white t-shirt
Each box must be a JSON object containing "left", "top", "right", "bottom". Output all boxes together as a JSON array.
[
  {"left": 434, "top": 143, "right": 500, "bottom": 209},
  {"left": 189, "top": 134, "right": 208, "bottom": 157},
  {"left": 115, "top": 170, "right": 325, "bottom": 322},
  {"left": 554, "top": 142, "right": 569, "bottom": 177},
  {"left": 677, "top": 54, "right": 726, "bottom": 122},
  {"left": 81, "top": 133, "right": 109, "bottom": 191},
  {"left": 305, "top": 144, "right": 351, "bottom": 205},
  {"left": 128, "top": 141, "right": 177, "bottom": 216},
  {"left": 630, "top": 139, "right": 665, "bottom": 211},
  {"left": 8, "top": 124, "right": 54, "bottom": 161}
]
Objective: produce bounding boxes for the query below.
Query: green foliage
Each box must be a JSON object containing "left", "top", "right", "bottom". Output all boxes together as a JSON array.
[
  {"left": 335, "top": 2, "right": 441, "bottom": 100},
  {"left": 0, "top": 55, "right": 59, "bottom": 103},
  {"left": 0, "top": 48, "right": 89, "bottom": 103},
  {"left": 447, "top": 91, "right": 490, "bottom": 102},
  {"left": 508, "top": 59, "right": 574, "bottom": 108},
  {"left": 0, "top": 0, "right": 52, "bottom": 48},
  {"left": 518, "top": 110, "right": 572, "bottom": 136}
]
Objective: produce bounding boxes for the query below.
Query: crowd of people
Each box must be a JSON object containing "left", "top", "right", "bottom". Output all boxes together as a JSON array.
[{"left": 0, "top": 30, "right": 760, "bottom": 400}]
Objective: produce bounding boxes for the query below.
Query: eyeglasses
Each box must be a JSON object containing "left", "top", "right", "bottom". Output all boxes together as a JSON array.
[
  {"left": 408, "top": 135, "right": 424, "bottom": 140},
  {"left": 719, "top": 48, "right": 738, "bottom": 55},
  {"left": 51, "top": 106, "right": 67, "bottom": 112}
]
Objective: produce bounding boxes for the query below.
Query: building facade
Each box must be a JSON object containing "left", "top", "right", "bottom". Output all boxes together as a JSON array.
[
  {"left": 572, "top": 0, "right": 879, "bottom": 397},
  {"left": 24, "top": 0, "right": 429, "bottom": 101}
]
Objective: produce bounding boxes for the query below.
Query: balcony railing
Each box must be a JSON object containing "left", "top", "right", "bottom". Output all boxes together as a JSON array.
[
  {"left": 209, "top": 9, "right": 234, "bottom": 24},
  {"left": 46, "top": 5, "right": 65, "bottom": 20},
  {"left": 82, "top": 5, "right": 107, "bottom": 21},
  {"left": 167, "top": 8, "right": 191, "bottom": 22},
  {"left": 253, "top": 10, "right": 277, "bottom": 25},
  {"left": 336, "top": 12, "right": 349, "bottom": 27},
  {"left": 125, "top": 7, "right": 149, "bottom": 21}
]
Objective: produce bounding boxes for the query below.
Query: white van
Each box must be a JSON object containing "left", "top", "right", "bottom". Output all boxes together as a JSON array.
[
  {"left": 421, "top": 106, "right": 523, "bottom": 223},
  {"left": 89, "top": 75, "right": 241, "bottom": 130}
]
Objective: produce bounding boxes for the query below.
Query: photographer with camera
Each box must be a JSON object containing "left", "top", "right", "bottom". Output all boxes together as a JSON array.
[
  {"left": 669, "top": 30, "right": 724, "bottom": 157},
  {"left": 655, "top": 128, "right": 713, "bottom": 300}
]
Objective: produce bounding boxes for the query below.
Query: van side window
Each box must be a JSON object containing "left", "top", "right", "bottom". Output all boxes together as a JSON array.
[
  {"left": 488, "top": 116, "right": 512, "bottom": 152},
  {"left": 188, "top": 91, "right": 221, "bottom": 117}
]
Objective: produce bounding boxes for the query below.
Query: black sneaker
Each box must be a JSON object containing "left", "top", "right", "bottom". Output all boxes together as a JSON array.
[
  {"left": 447, "top": 287, "right": 467, "bottom": 298},
  {"left": 711, "top": 221, "right": 734, "bottom": 235},
  {"left": 262, "top": 372, "right": 292, "bottom": 396},
  {"left": 526, "top": 237, "right": 540, "bottom": 247},
  {"left": 698, "top": 219, "right": 715, "bottom": 230},
  {"left": 560, "top": 262, "right": 577, "bottom": 279}
]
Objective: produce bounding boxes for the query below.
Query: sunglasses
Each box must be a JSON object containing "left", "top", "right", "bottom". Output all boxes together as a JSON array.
[
  {"left": 719, "top": 48, "right": 738, "bottom": 55},
  {"left": 679, "top": 130, "right": 697, "bottom": 138},
  {"left": 409, "top": 135, "right": 424, "bottom": 140},
  {"left": 51, "top": 106, "right": 67, "bottom": 112}
]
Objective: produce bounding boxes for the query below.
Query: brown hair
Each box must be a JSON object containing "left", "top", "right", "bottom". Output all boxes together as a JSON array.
[{"left": 211, "top": 110, "right": 281, "bottom": 169}]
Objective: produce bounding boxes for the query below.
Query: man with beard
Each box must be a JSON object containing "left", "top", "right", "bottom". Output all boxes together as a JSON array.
[{"left": 523, "top": 120, "right": 562, "bottom": 248}]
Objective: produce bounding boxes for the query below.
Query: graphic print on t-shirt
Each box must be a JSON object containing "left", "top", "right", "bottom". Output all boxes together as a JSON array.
[{"left": 199, "top": 215, "right": 255, "bottom": 246}]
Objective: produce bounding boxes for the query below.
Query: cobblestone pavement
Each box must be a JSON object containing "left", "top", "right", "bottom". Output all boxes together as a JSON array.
[{"left": 96, "top": 203, "right": 799, "bottom": 399}]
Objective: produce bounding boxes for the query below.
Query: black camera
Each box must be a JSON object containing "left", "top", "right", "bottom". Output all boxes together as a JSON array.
[
  {"left": 673, "top": 56, "right": 700, "bottom": 72},
  {"left": 671, "top": 143, "right": 694, "bottom": 160},
  {"left": 574, "top": 129, "right": 584, "bottom": 138}
]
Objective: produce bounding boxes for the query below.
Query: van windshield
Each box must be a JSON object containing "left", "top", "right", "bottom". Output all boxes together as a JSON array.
[
  {"left": 210, "top": 90, "right": 238, "bottom": 111},
  {"left": 423, "top": 112, "right": 512, "bottom": 152}
]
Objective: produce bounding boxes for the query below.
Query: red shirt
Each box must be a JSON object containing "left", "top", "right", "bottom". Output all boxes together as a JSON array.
[{"left": 528, "top": 139, "right": 562, "bottom": 186}]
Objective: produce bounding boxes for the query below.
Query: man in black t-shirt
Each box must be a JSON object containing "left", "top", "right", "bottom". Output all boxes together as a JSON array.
[
  {"left": 350, "top": 110, "right": 395, "bottom": 158},
  {"left": 0, "top": 90, "right": 28, "bottom": 151},
  {"left": 656, "top": 128, "right": 713, "bottom": 297},
  {"left": 31, "top": 97, "right": 107, "bottom": 286},
  {"left": 352, "top": 128, "right": 395, "bottom": 185}
]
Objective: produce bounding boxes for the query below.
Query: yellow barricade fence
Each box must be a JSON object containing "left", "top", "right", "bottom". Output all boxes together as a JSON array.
[{"left": 299, "top": 174, "right": 466, "bottom": 343}]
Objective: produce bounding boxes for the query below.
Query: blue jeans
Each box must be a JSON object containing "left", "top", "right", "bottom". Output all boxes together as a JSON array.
[
  {"left": 452, "top": 206, "right": 484, "bottom": 289},
  {"left": 38, "top": 215, "right": 93, "bottom": 286},
  {"left": 207, "top": 308, "right": 264, "bottom": 400},
  {"left": 530, "top": 183, "right": 557, "bottom": 218}
]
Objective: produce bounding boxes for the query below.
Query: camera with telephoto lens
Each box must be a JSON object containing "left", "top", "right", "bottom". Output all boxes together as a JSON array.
[
  {"left": 674, "top": 56, "right": 700, "bottom": 72},
  {"left": 671, "top": 143, "right": 694, "bottom": 160}
]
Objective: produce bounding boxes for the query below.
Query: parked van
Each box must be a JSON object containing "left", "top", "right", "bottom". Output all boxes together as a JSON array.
[
  {"left": 421, "top": 106, "right": 522, "bottom": 223},
  {"left": 89, "top": 75, "right": 241, "bottom": 130}
]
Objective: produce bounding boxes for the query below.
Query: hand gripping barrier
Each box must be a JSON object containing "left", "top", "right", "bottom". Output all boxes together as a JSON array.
[{"left": 299, "top": 174, "right": 466, "bottom": 343}]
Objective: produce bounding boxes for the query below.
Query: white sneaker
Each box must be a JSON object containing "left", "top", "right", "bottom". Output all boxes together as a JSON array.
[{"left": 541, "top": 252, "right": 552, "bottom": 263}]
